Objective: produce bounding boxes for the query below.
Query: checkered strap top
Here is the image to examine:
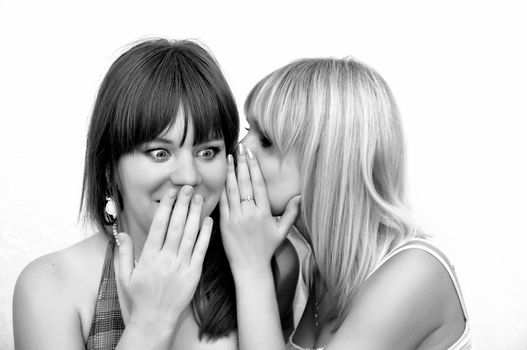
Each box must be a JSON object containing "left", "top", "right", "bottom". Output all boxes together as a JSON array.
[{"left": 86, "top": 239, "right": 125, "bottom": 350}]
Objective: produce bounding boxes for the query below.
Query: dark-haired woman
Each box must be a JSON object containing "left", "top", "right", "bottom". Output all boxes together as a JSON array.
[{"left": 13, "top": 39, "right": 298, "bottom": 350}]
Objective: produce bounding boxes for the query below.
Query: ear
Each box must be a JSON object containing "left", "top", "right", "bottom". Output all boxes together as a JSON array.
[
  {"left": 104, "top": 166, "right": 114, "bottom": 196},
  {"left": 105, "top": 165, "right": 124, "bottom": 213},
  {"left": 106, "top": 165, "right": 124, "bottom": 194}
]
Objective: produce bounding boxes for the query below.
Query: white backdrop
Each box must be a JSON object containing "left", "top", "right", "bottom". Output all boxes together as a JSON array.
[{"left": 1, "top": 1, "right": 526, "bottom": 349}]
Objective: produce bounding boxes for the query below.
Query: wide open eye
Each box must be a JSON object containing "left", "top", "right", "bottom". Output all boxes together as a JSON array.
[
  {"left": 196, "top": 146, "right": 220, "bottom": 160},
  {"left": 147, "top": 148, "right": 171, "bottom": 161}
]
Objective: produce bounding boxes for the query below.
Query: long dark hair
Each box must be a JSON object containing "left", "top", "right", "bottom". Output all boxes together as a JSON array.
[{"left": 80, "top": 38, "right": 239, "bottom": 338}]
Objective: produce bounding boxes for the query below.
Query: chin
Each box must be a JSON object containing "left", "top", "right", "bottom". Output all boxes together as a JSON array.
[
  {"left": 270, "top": 205, "right": 286, "bottom": 217},
  {"left": 270, "top": 195, "right": 299, "bottom": 216}
]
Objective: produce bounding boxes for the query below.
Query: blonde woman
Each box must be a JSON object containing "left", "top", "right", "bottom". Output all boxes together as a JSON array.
[{"left": 220, "top": 58, "right": 472, "bottom": 349}]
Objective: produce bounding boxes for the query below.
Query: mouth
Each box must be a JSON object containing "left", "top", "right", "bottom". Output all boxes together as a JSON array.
[{"left": 153, "top": 190, "right": 205, "bottom": 204}]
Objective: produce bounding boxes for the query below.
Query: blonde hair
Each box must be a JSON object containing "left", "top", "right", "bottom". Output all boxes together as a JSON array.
[{"left": 245, "top": 58, "right": 422, "bottom": 326}]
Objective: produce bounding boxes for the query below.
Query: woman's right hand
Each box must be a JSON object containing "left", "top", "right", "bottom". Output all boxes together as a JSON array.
[
  {"left": 219, "top": 146, "right": 300, "bottom": 276},
  {"left": 115, "top": 185, "right": 213, "bottom": 330}
]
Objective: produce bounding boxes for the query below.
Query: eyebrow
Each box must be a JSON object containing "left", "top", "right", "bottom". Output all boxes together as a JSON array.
[
  {"left": 150, "top": 137, "right": 173, "bottom": 145},
  {"left": 199, "top": 138, "right": 224, "bottom": 145},
  {"left": 148, "top": 137, "right": 224, "bottom": 145}
]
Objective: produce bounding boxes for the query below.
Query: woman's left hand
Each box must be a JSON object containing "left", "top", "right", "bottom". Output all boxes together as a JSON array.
[{"left": 219, "top": 144, "right": 300, "bottom": 276}]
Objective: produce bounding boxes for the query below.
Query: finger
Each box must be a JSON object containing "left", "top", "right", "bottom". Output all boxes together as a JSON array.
[
  {"left": 225, "top": 154, "right": 242, "bottom": 214},
  {"left": 116, "top": 232, "right": 134, "bottom": 287},
  {"left": 236, "top": 144, "right": 254, "bottom": 202},
  {"left": 143, "top": 188, "right": 177, "bottom": 253},
  {"left": 190, "top": 217, "right": 213, "bottom": 269},
  {"left": 245, "top": 147, "right": 271, "bottom": 213},
  {"left": 277, "top": 195, "right": 301, "bottom": 238},
  {"left": 163, "top": 185, "right": 194, "bottom": 252},
  {"left": 220, "top": 188, "right": 230, "bottom": 219},
  {"left": 177, "top": 194, "right": 203, "bottom": 260}
]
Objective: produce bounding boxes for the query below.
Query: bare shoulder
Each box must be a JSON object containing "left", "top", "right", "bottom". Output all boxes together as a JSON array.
[
  {"left": 329, "top": 247, "right": 465, "bottom": 350},
  {"left": 13, "top": 232, "right": 109, "bottom": 349},
  {"left": 15, "top": 232, "right": 107, "bottom": 293},
  {"left": 363, "top": 246, "right": 453, "bottom": 299}
]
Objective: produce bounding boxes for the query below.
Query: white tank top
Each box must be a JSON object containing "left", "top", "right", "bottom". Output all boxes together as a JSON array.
[{"left": 287, "top": 239, "right": 473, "bottom": 350}]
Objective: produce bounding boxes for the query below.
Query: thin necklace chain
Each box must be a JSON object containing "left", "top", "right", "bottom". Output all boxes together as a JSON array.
[
  {"left": 314, "top": 290, "right": 321, "bottom": 327},
  {"left": 313, "top": 275, "right": 327, "bottom": 328}
]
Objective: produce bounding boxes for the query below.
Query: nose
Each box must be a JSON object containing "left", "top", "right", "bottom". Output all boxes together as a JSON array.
[{"left": 169, "top": 152, "right": 202, "bottom": 187}]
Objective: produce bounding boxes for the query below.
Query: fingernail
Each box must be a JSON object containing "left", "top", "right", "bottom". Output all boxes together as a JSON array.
[
  {"left": 193, "top": 194, "right": 202, "bottom": 204},
  {"left": 204, "top": 217, "right": 213, "bottom": 226},
  {"left": 227, "top": 154, "right": 234, "bottom": 165},
  {"left": 168, "top": 189, "right": 177, "bottom": 198},
  {"left": 183, "top": 186, "right": 193, "bottom": 195},
  {"left": 246, "top": 147, "right": 254, "bottom": 160},
  {"left": 238, "top": 143, "right": 245, "bottom": 155}
]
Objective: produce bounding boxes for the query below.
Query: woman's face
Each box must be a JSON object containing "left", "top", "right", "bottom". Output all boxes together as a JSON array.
[
  {"left": 242, "top": 118, "right": 301, "bottom": 216},
  {"left": 117, "top": 113, "right": 227, "bottom": 236}
]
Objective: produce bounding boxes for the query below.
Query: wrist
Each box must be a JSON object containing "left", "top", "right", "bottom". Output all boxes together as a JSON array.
[
  {"left": 118, "top": 314, "right": 177, "bottom": 350},
  {"left": 232, "top": 264, "right": 275, "bottom": 288},
  {"left": 127, "top": 309, "right": 180, "bottom": 336}
]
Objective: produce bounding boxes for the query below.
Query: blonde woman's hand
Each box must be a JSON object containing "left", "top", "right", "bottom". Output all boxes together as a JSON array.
[
  {"left": 116, "top": 186, "right": 213, "bottom": 330},
  {"left": 220, "top": 144, "right": 300, "bottom": 276}
]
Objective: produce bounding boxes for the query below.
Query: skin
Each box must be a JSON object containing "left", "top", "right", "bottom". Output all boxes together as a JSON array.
[
  {"left": 13, "top": 182, "right": 216, "bottom": 350},
  {"left": 241, "top": 120, "right": 301, "bottom": 216},
  {"left": 221, "top": 123, "right": 467, "bottom": 350},
  {"left": 13, "top": 112, "right": 298, "bottom": 350},
  {"left": 220, "top": 140, "right": 301, "bottom": 350},
  {"left": 116, "top": 116, "right": 226, "bottom": 261}
]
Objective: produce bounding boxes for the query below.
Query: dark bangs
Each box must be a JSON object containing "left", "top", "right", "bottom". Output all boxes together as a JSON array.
[{"left": 106, "top": 40, "right": 238, "bottom": 159}]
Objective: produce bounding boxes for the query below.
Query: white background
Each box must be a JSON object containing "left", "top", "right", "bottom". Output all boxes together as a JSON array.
[{"left": 1, "top": 1, "right": 526, "bottom": 349}]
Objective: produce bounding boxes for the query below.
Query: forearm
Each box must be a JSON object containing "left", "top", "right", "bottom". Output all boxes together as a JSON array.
[{"left": 233, "top": 266, "right": 287, "bottom": 350}]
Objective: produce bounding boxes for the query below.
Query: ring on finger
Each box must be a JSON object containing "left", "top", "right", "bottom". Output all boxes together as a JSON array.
[{"left": 241, "top": 195, "right": 254, "bottom": 202}]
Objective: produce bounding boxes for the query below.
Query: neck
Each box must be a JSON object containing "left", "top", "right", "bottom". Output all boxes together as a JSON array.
[{"left": 118, "top": 211, "right": 147, "bottom": 260}]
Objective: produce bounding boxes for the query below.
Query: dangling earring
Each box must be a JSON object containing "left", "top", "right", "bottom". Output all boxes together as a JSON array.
[
  {"left": 105, "top": 196, "right": 120, "bottom": 246},
  {"left": 105, "top": 196, "right": 117, "bottom": 221}
]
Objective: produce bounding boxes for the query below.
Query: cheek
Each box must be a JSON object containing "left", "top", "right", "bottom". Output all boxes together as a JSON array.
[
  {"left": 118, "top": 158, "right": 145, "bottom": 198},
  {"left": 116, "top": 157, "right": 162, "bottom": 230},
  {"left": 250, "top": 149, "right": 272, "bottom": 181},
  {"left": 201, "top": 159, "right": 227, "bottom": 190},
  {"left": 260, "top": 156, "right": 301, "bottom": 215},
  {"left": 258, "top": 155, "right": 283, "bottom": 188},
  {"left": 255, "top": 157, "right": 288, "bottom": 213},
  {"left": 267, "top": 182, "right": 296, "bottom": 215},
  {"left": 118, "top": 159, "right": 163, "bottom": 199}
]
